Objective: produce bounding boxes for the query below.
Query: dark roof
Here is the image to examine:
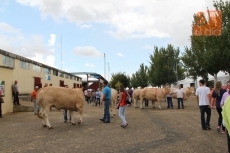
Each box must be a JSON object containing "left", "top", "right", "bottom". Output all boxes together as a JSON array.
[{"left": 70, "top": 72, "right": 107, "bottom": 82}]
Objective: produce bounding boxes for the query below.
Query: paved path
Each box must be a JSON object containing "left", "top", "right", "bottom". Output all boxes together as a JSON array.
[{"left": 0, "top": 96, "right": 228, "bottom": 153}]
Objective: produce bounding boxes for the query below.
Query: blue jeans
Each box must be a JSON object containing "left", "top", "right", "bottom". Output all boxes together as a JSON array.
[
  {"left": 167, "top": 97, "right": 173, "bottom": 108},
  {"left": 103, "top": 99, "right": 111, "bottom": 122},
  {"left": 177, "top": 98, "right": 184, "bottom": 109},
  {"left": 64, "top": 110, "right": 71, "bottom": 121},
  {"left": 119, "top": 106, "right": 127, "bottom": 125}
]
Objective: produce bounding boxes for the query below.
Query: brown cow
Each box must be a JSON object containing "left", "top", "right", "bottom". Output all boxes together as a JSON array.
[
  {"left": 139, "top": 86, "right": 171, "bottom": 109},
  {"left": 36, "top": 86, "right": 84, "bottom": 129}
]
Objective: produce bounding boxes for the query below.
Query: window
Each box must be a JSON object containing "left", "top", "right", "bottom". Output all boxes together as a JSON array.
[
  {"left": 2, "top": 55, "right": 14, "bottom": 68},
  {"left": 65, "top": 74, "right": 69, "bottom": 79},
  {"left": 70, "top": 75, "right": 73, "bottom": 79},
  {"left": 53, "top": 70, "right": 58, "bottom": 76},
  {"left": 74, "top": 77, "right": 76, "bottom": 80},
  {"left": 77, "top": 77, "right": 79, "bottom": 81},
  {"left": 44, "top": 68, "right": 50, "bottom": 74},
  {"left": 20, "top": 61, "right": 30, "bottom": 70},
  {"left": 59, "top": 73, "right": 64, "bottom": 77},
  {"left": 33, "top": 65, "right": 41, "bottom": 72}
]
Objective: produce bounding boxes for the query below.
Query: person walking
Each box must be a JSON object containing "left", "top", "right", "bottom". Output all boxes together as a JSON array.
[
  {"left": 31, "top": 86, "right": 39, "bottom": 115},
  {"left": 167, "top": 92, "right": 173, "bottom": 109},
  {"left": 176, "top": 85, "right": 184, "bottom": 109},
  {"left": 63, "top": 85, "right": 71, "bottom": 123},
  {"left": 212, "top": 81, "right": 226, "bottom": 133},
  {"left": 196, "top": 79, "right": 211, "bottom": 130},
  {"left": 117, "top": 84, "right": 129, "bottom": 128},
  {"left": 12, "top": 80, "right": 20, "bottom": 105},
  {"left": 95, "top": 88, "right": 101, "bottom": 106},
  {"left": 221, "top": 80, "right": 230, "bottom": 152},
  {"left": 100, "top": 81, "right": 111, "bottom": 123}
]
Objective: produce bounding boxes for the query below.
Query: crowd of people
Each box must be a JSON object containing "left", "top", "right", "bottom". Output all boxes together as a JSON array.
[{"left": 2, "top": 78, "right": 230, "bottom": 151}]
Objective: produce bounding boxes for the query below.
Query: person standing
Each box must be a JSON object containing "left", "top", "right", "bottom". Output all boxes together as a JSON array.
[
  {"left": 100, "top": 81, "right": 111, "bottom": 123},
  {"left": 117, "top": 84, "right": 129, "bottom": 128},
  {"left": 212, "top": 81, "right": 226, "bottom": 133},
  {"left": 144, "top": 98, "right": 149, "bottom": 107},
  {"left": 12, "top": 80, "right": 20, "bottom": 105},
  {"left": 167, "top": 92, "right": 173, "bottom": 109},
  {"left": 95, "top": 88, "right": 101, "bottom": 106},
  {"left": 44, "top": 83, "right": 48, "bottom": 87},
  {"left": 196, "top": 79, "right": 211, "bottom": 130},
  {"left": 63, "top": 85, "right": 71, "bottom": 123},
  {"left": 0, "top": 88, "right": 3, "bottom": 118},
  {"left": 92, "top": 89, "right": 96, "bottom": 106},
  {"left": 176, "top": 85, "right": 184, "bottom": 109},
  {"left": 84, "top": 89, "right": 88, "bottom": 102},
  {"left": 128, "top": 88, "right": 133, "bottom": 103},
  {"left": 31, "top": 86, "right": 39, "bottom": 115}
]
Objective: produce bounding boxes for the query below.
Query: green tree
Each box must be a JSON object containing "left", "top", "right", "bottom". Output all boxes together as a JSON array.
[
  {"left": 110, "top": 72, "right": 130, "bottom": 89},
  {"left": 182, "top": 1, "right": 230, "bottom": 86},
  {"left": 130, "top": 63, "right": 149, "bottom": 88},
  {"left": 149, "top": 44, "right": 185, "bottom": 87},
  {"left": 213, "top": 1, "right": 230, "bottom": 74}
]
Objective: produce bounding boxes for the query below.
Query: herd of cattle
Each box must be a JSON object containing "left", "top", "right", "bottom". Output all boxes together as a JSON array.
[{"left": 35, "top": 86, "right": 195, "bottom": 129}]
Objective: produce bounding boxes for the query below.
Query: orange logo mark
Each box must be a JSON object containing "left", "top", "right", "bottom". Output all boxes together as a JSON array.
[{"left": 192, "top": 10, "right": 222, "bottom": 36}]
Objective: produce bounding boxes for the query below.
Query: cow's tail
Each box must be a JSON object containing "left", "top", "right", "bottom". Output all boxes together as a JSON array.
[{"left": 36, "top": 95, "right": 44, "bottom": 119}]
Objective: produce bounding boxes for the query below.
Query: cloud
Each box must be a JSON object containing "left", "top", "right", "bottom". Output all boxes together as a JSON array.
[
  {"left": 80, "top": 24, "right": 91, "bottom": 29},
  {"left": 73, "top": 46, "right": 102, "bottom": 57},
  {"left": 85, "top": 63, "right": 95, "bottom": 67},
  {"left": 16, "top": 0, "right": 215, "bottom": 46},
  {"left": 48, "top": 34, "right": 56, "bottom": 46},
  {"left": 117, "top": 53, "right": 124, "bottom": 57},
  {"left": 143, "top": 44, "right": 155, "bottom": 50},
  {"left": 0, "top": 22, "right": 56, "bottom": 67}
]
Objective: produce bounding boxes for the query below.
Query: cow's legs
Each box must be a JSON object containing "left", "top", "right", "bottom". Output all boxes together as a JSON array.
[
  {"left": 78, "top": 107, "right": 83, "bottom": 125},
  {"left": 157, "top": 100, "right": 162, "bottom": 110},
  {"left": 152, "top": 101, "right": 156, "bottom": 108},
  {"left": 134, "top": 98, "right": 138, "bottom": 108},
  {"left": 69, "top": 111, "right": 76, "bottom": 125},
  {"left": 110, "top": 100, "right": 115, "bottom": 117},
  {"left": 140, "top": 98, "right": 144, "bottom": 109},
  {"left": 43, "top": 108, "right": 52, "bottom": 129}
]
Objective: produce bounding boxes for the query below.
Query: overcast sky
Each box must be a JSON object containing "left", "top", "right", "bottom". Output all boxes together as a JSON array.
[{"left": 0, "top": 0, "right": 215, "bottom": 79}]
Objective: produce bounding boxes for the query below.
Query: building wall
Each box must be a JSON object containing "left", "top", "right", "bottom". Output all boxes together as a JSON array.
[
  {"left": 0, "top": 67, "right": 13, "bottom": 114},
  {"left": 0, "top": 54, "right": 82, "bottom": 114}
]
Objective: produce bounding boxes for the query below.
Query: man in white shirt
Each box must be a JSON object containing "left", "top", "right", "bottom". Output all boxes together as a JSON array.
[
  {"left": 195, "top": 79, "right": 211, "bottom": 130},
  {"left": 176, "top": 85, "right": 184, "bottom": 109}
]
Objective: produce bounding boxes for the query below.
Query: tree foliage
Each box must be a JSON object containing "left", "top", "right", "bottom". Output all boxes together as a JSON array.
[
  {"left": 182, "top": 1, "right": 230, "bottom": 85},
  {"left": 130, "top": 63, "right": 149, "bottom": 88},
  {"left": 110, "top": 72, "right": 130, "bottom": 89},
  {"left": 149, "top": 44, "right": 185, "bottom": 87}
]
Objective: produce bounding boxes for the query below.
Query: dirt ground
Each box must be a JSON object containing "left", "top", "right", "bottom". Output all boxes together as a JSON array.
[{"left": 0, "top": 95, "right": 228, "bottom": 153}]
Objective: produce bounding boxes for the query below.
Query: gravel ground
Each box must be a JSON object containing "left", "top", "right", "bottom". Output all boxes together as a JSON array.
[{"left": 0, "top": 96, "right": 228, "bottom": 153}]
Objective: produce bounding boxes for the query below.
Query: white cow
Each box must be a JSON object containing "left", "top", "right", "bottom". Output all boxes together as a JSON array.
[{"left": 36, "top": 86, "right": 84, "bottom": 129}]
